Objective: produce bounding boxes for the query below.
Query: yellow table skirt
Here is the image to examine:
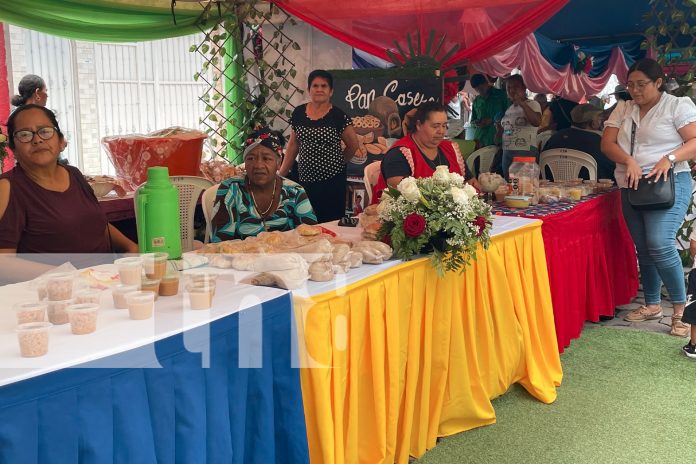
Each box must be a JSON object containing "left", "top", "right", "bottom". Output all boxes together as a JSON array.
[{"left": 294, "top": 221, "right": 562, "bottom": 464}]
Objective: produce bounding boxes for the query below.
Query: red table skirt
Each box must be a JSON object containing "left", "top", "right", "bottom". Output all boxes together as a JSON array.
[{"left": 540, "top": 190, "right": 638, "bottom": 351}]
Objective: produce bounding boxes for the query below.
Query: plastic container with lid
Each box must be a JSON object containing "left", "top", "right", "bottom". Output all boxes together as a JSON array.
[{"left": 508, "top": 157, "right": 540, "bottom": 205}]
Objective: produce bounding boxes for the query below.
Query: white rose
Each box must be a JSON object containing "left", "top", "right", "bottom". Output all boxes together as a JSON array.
[
  {"left": 462, "top": 183, "right": 478, "bottom": 199},
  {"left": 397, "top": 177, "right": 421, "bottom": 202},
  {"left": 450, "top": 187, "right": 470, "bottom": 206},
  {"left": 432, "top": 165, "right": 451, "bottom": 184}
]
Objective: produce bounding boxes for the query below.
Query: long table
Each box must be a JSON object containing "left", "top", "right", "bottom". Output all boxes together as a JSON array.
[
  {"left": 0, "top": 279, "right": 309, "bottom": 464},
  {"left": 0, "top": 216, "right": 563, "bottom": 464},
  {"left": 294, "top": 216, "right": 563, "bottom": 464},
  {"left": 494, "top": 190, "right": 639, "bottom": 351}
]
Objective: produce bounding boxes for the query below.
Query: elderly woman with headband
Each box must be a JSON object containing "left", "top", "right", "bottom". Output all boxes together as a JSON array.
[
  {"left": 209, "top": 127, "right": 318, "bottom": 241},
  {"left": 11, "top": 75, "right": 48, "bottom": 107}
]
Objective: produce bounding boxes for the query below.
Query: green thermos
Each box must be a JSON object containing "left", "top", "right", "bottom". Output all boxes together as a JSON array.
[{"left": 135, "top": 167, "right": 182, "bottom": 259}]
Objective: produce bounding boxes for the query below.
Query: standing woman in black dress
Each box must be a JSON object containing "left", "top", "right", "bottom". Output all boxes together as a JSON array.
[{"left": 280, "top": 70, "right": 359, "bottom": 223}]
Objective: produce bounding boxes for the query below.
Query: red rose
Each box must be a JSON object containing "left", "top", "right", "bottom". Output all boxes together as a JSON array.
[
  {"left": 473, "top": 215, "right": 490, "bottom": 236},
  {"left": 380, "top": 234, "right": 392, "bottom": 246},
  {"left": 403, "top": 213, "right": 426, "bottom": 238}
]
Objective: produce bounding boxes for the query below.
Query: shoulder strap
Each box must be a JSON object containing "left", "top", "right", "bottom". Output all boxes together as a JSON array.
[{"left": 630, "top": 121, "right": 636, "bottom": 157}]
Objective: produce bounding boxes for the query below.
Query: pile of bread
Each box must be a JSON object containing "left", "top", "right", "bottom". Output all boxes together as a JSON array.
[
  {"left": 196, "top": 224, "right": 392, "bottom": 290},
  {"left": 359, "top": 204, "right": 382, "bottom": 240}
]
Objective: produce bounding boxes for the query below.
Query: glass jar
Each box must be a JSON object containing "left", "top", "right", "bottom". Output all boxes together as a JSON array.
[{"left": 508, "top": 157, "right": 540, "bottom": 205}]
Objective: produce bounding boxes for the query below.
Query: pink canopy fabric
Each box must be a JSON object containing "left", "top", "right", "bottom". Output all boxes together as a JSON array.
[
  {"left": 474, "top": 34, "right": 634, "bottom": 102},
  {"left": 273, "top": 0, "right": 568, "bottom": 69}
]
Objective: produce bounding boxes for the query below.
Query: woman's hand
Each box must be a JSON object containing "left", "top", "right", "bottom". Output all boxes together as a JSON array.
[
  {"left": 625, "top": 157, "right": 643, "bottom": 190},
  {"left": 646, "top": 156, "right": 672, "bottom": 182}
]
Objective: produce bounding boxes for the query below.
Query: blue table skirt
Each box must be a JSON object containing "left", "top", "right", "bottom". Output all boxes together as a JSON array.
[{"left": 0, "top": 293, "right": 309, "bottom": 464}]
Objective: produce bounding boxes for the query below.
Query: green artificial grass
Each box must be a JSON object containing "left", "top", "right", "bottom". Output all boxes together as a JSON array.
[{"left": 417, "top": 326, "right": 696, "bottom": 464}]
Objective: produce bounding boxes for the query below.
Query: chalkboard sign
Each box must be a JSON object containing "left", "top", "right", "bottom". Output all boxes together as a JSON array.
[{"left": 328, "top": 71, "right": 442, "bottom": 177}]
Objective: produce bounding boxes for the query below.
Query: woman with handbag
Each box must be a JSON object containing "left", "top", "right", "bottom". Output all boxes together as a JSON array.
[{"left": 602, "top": 58, "right": 696, "bottom": 337}]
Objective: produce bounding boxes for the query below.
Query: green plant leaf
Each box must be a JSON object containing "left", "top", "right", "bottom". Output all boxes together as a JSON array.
[{"left": 291, "top": 42, "right": 301, "bottom": 51}]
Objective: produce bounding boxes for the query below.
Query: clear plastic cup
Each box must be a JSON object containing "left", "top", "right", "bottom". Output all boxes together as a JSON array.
[
  {"left": 28, "top": 277, "right": 47, "bottom": 300},
  {"left": 45, "top": 271, "right": 76, "bottom": 301},
  {"left": 114, "top": 257, "right": 144, "bottom": 285},
  {"left": 159, "top": 273, "right": 180, "bottom": 297},
  {"left": 74, "top": 288, "right": 103, "bottom": 306},
  {"left": 125, "top": 291, "right": 155, "bottom": 320},
  {"left": 47, "top": 299, "right": 74, "bottom": 325},
  {"left": 66, "top": 303, "right": 99, "bottom": 335},
  {"left": 186, "top": 283, "right": 215, "bottom": 310},
  {"left": 16, "top": 322, "right": 52, "bottom": 357},
  {"left": 142, "top": 252, "right": 169, "bottom": 280},
  {"left": 140, "top": 278, "right": 161, "bottom": 301},
  {"left": 112, "top": 284, "right": 140, "bottom": 309},
  {"left": 14, "top": 301, "right": 47, "bottom": 325},
  {"left": 188, "top": 271, "right": 219, "bottom": 286}
]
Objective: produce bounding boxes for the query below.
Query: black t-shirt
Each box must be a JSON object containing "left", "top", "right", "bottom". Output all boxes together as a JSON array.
[
  {"left": 290, "top": 104, "right": 351, "bottom": 183},
  {"left": 544, "top": 127, "right": 616, "bottom": 180}
]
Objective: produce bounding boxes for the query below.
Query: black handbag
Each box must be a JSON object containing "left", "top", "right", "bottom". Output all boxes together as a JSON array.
[{"left": 626, "top": 121, "right": 675, "bottom": 210}]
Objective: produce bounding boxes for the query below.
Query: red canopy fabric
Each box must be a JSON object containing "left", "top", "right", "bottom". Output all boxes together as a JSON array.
[{"left": 273, "top": 0, "right": 568, "bottom": 68}]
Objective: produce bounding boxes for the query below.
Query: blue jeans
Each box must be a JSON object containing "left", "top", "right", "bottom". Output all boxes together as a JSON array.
[{"left": 621, "top": 171, "right": 692, "bottom": 305}]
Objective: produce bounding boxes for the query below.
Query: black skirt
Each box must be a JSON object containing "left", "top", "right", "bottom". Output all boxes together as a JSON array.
[{"left": 301, "top": 170, "right": 347, "bottom": 223}]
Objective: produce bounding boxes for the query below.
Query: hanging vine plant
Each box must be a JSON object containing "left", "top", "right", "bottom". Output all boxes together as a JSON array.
[{"left": 188, "top": 0, "right": 304, "bottom": 164}]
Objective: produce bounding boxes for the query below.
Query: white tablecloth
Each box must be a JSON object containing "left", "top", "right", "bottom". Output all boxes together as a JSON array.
[{"left": 0, "top": 215, "right": 538, "bottom": 387}]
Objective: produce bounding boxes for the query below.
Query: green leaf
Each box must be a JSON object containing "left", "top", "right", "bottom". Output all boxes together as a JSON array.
[
  {"left": 289, "top": 68, "right": 297, "bottom": 78},
  {"left": 218, "top": 47, "right": 226, "bottom": 57},
  {"left": 210, "top": 114, "right": 218, "bottom": 122},
  {"left": 193, "top": 72, "right": 200, "bottom": 82},
  {"left": 189, "top": 45, "right": 197, "bottom": 52},
  {"left": 201, "top": 44, "right": 210, "bottom": 54},
  {"left": 291, "top": 42, "right": 301, "bottom": 51},
  {"left": 645, "top": 25, "right": 657, "bottom": 36}
]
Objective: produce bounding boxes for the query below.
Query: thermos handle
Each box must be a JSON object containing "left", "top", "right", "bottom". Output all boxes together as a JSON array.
[{"left": 136, "top": 191, "right": 148, "bottom": 253}]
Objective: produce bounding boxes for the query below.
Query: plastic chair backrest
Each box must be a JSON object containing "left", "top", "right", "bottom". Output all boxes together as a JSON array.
[
  {"left": 363, "top": 161, "right": 382, "bottom": 203},
  {"left": 537, "top": 130, "right": 554, "bottom": 152},
  {"left": 539, "top": 148, "right": 598, "bottom": 181},
  {"left": 466, "top": 145, "right": 498, "bottom": 178},
  {"left": 169, "top": 176, "right": 214, "bottom": 252},
  {"left": 201, "top": 183, "right": 220, "bottom": 243}
]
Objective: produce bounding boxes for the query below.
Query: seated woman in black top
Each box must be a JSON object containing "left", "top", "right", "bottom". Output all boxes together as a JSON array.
[{"left": 0, "top": 105, "right": 138, "bottom": 283}]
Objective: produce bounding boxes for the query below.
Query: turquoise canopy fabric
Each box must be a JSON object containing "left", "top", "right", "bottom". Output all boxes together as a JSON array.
[{"left": 0, "top": 0, "right": 209, "bottom": 42}]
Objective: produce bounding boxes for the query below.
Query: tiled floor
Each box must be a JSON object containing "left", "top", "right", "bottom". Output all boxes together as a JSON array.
[{"left": 588, "top": 284, "right": 688, "bottom": 337}]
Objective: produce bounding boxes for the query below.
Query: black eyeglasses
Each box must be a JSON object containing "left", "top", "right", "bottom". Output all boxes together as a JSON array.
[{"left": 13, "top": 126, "right": 57, "bottom": 143}]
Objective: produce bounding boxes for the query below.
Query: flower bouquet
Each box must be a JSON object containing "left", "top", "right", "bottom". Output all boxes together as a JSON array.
[{"left": 377, "top": 166, "right": 493, "bottom": 276}]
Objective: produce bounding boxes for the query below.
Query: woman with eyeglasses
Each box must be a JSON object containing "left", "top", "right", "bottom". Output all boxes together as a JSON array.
[
  {"left": 0, "top": 105, "right": 138, "bottom": 283},
  {"left": 601, "top": 58, "right": 696, "bottom": 341}
]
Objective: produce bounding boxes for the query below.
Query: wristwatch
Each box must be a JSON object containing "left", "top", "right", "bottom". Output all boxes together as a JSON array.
[{"left": 666, "top": 153, "right": 677, "bottom": 167}]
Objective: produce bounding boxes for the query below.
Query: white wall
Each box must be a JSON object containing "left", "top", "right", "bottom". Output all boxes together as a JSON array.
[{"left": 5, "top": 22, "right": 352, "bottom": 173}]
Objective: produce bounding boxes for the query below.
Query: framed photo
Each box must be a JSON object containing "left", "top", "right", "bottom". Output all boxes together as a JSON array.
[{"left": 351, "top": 188, "right": 367, "bottom": 216}]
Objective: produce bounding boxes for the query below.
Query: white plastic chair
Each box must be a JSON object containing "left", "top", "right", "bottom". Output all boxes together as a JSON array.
[
  {"left": 539, "top": 148, "right": 598, "bottom": 181},
  {"left": 466, "top": 145, "right": 498, "bottom": 178},
  {"left": 363, "top": 161, "right": 382, "bottom": 204},
  {"left": 201, "top": 183, "right": 220, "bottom": 243},
  {"left": 169, "top": 176, "right": 214, "bottom": 252},
  {"left": 537, "top": 130, "right": 555, "bottom": 152}
]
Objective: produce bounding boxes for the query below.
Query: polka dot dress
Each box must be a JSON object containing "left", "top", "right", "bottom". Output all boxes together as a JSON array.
[{"left": 290, "top": 104, "right": 352, "bottom": 183}]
